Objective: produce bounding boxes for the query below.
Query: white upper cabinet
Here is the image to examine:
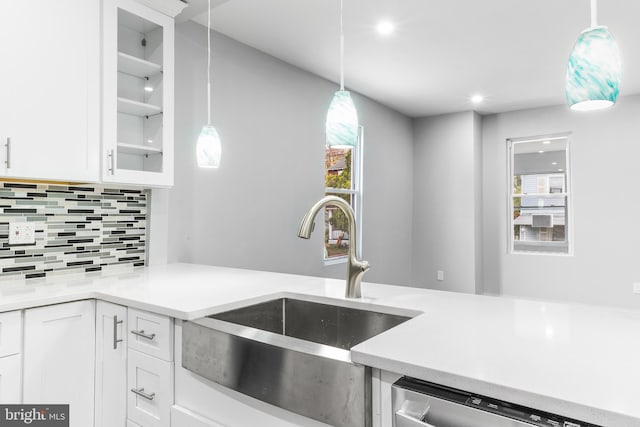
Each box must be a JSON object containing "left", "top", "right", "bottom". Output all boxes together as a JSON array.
[
  {"left": 0, "top": 0, "right": 100, "bottom": 182},
  {"left": 103, "top": 0, "right": 180, "bottom": 187}
]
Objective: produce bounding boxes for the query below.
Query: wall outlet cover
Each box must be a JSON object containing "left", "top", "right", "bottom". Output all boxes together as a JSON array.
[
  {"left": 9, "top": 222, "right": 36, "bottom": 245},
  {"left": 436, "top": 270, "right": 444, "bottom": 281}
]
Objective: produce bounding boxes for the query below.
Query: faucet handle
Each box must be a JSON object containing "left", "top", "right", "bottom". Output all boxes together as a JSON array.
[{"left": 361, "top": 260, "right": 370, "bottom": 272}]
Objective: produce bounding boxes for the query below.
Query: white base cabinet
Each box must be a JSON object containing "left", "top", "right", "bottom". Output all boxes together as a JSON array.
[
  {"left": 24, "top": 300, "right": 96, "bottom": 427},
  {"left": 0, "top": 354, "right": 21, "bottom": 403},
  {"left": 95, "top": 301, "right": 128, "bottom": 427},
  {"left": 127, "top": 306, "right": 174, "bottom": 427}
]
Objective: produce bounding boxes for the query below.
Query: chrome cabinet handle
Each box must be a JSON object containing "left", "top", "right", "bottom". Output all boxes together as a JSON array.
[
  {"left": 113, "top": 315, "right": 123, "bottom": 349},
  {"left": 130, "top": 387, "right": 155, "bottom": 401},
  {"left": 131, "top": 329, "right": 156, "bottom": 340},
  {"left": 5, "top": 137, "right": 10, "bottom": 169},
  {"left": 107, "top": 149, "right": 115, "bottom": 174}
]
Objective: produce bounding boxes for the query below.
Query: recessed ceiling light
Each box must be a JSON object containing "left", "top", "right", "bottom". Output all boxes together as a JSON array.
[
  {"left": 376, "top": 20, "right": 395, "bottom": 35},
  {"left": 144, "top": 85, "right": 153, "bottom": 92},
  {"left": 552, "top": 162, "right": 558, "bottom": 165},
  {"left": 543, "top": 140, "right": 551, "bottom": 144},
  {"left": 558, "top": 168, "right": 564, "bottom": 172},
  {"left": 538, "top": 150, "right": 545, "bottom": 154},
  {"left": 471, "top": 94, "right": 484, "bottom": 104}
]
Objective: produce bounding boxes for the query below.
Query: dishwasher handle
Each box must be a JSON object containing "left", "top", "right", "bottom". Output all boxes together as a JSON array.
[
  {"left": 395, "top": 411, "right": 436, "bottom": 427},
  {"left": 395, "top": 400, "right": 435, "bottom": 427}
]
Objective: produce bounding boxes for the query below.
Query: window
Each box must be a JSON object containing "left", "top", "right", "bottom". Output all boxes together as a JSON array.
[
  {"left": 323, "top": 127, "right": 363, "bottom": 263},
  {"left": 508, "top": 134, "right": 572, "bottom": 254}
]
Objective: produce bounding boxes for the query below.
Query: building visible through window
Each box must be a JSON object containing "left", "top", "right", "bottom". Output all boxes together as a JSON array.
[
  {"left": 509, "top": 135, "right": 571, "bottom": 254},
  {"left": 324, "top": 128, "right": 362, "bottom": 262}
]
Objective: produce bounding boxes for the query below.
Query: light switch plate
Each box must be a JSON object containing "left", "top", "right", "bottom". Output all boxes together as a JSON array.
[
  {"left": 9, "top": 222, "right": 36, "bottom": 245},
  {"left": 436, "top": 270, "right": 444, "bottom": 281}
]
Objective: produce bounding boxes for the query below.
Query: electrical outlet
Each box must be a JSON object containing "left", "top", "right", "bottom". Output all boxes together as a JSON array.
[
  {"left": 9, "top": 222, "right": 36, "bottom": 245},
  {"left": 436, "top": 270, "right": 444, "bottom": 281},
  {"left": 633, "top": 283, "right": 640, "bottom": 294}
]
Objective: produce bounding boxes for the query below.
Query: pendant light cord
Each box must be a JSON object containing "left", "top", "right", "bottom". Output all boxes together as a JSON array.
[
  {"left": 590, "top": 0, "right": 598, "bottom": 28},
  {"left": 340, "top": 0, "right": 344, "bottom": 91},
  {"left": 207, "top": 0, "right": 212, "bottom": 125}
]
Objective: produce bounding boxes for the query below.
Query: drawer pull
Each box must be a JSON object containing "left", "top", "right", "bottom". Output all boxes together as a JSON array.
[
  {"left": 130, "top": 387, "right": 155, "bottom": 401},
  {"left": 131, "top": 329, "right": 156, "bottom": 340},
  {"left": 113, "top": 315, "right": 123, "bottom": 349}
]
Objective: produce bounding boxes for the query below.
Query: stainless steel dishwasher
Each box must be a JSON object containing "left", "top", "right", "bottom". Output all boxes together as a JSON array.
[{"left": 392, "top": 377, "right": 600, "bottom": 427}]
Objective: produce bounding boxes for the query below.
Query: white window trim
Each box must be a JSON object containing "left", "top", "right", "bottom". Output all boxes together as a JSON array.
[
  {"left": 507, "top": 132, "right": 574, "bottom": 256},
  {"left": 324, "top": 126, "right": 364, "bottom": 265}
]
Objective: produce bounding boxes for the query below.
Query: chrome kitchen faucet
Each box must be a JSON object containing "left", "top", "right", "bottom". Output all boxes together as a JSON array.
[{"left": 297, "top": 195, "right": 370, "bottom": 298}]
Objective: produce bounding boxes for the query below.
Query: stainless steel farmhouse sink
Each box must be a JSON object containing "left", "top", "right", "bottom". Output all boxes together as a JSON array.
[{"left": 182, "top": 295, "right": 419, "bottom": 427}]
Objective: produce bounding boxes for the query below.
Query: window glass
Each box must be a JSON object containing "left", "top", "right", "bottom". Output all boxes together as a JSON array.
[
  {"left": 323, "top": 130, "right": 362, "bottom": 262},
  {"left": 509, "top": 136, "right": 571, "bottom": 254}
]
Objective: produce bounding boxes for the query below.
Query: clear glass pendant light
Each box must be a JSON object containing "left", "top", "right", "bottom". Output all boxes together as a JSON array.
[
  {"left": 326, "top": 0, "right": 358, "bottom": 148},
  {"left": 196, "top": 0, "right": 222, "bottom": 168},
  {"left": 566, "top": 0, "right": 621, "bottom": 111}
]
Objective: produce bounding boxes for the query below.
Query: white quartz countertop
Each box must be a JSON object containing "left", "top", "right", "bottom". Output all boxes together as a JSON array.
[{"left": 0, "top": 263, "right": 638, "bottom": 426}]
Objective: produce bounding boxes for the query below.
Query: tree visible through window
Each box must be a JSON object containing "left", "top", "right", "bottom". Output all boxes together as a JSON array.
[{"left": 324, "top": 129, "right": 362, "bottom": 261}]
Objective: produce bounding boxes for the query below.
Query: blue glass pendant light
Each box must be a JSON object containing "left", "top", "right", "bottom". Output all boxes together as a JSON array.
[
  {"left": 326, "top": 0, "right": 358, "bottom": 148},
  {"left": 566, "top": 0, "right": 621, "bottom": 111},
  {"left": 196, "top": 0, "right": 222, "bottom": 168}
]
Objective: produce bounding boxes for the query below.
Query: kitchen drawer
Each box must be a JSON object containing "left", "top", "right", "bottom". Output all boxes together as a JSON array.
[
  {"left": 0, "top": 310, "right": 21, "bottom": 357},
  {"left": 128, "top": 349, "right": 173, "bottom": 427},
  {"left": 128, "top": 307, "right": 174, "bottom": 361},
  {"left": 171, "top": 406, "right": 225, "bottom": 427}
]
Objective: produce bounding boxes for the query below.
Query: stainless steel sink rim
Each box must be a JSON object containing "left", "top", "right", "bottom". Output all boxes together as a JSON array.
[
  {"left": 203, "top": 291, "right": 423, "bottom": 320},
  {"left": 183, "top": 293, "right": 423, "bottom": 427}
]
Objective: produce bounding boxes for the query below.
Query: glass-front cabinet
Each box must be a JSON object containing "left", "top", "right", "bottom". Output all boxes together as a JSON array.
[{"left": 103, "top": 0, "right": 182, "bottom": 187}]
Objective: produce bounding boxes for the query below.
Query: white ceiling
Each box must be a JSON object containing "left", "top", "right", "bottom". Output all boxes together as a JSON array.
[{"left": 188, "top": 0, "right": 640, "bottom": 118}]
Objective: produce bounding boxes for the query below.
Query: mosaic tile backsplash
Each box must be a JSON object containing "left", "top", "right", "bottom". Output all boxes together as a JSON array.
[{"left": 0, "top": 182, "right": 147, "bottom": 279}]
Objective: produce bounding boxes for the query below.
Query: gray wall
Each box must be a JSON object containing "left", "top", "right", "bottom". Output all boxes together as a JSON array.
[
  {"left": 411, "top": 111, "right": 483, "bottom": 293},
  {"left": 482, "top": 95, "right": 640, "bottom": 309},
  {"left": 168, "top": 22, "right": 414, "bottom": 286},
  {"left": 166, "top": 21, "right": 640, "bottom": 310}
]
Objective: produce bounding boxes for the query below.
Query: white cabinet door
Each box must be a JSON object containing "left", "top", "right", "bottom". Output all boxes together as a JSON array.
[
  {"left": 0, "top": 0, "right": 100, "bottom": 182},
  {"left": 0, "top": 310, "right": 21, "bottom": 357},
  {"left": 24, "top": 300, "right": 96, "bottom": 427},
  {"left": 95, "top": 301, "right": 128, "bottom": 427},
  {"left": 103, "top": 0, "right": 175, "bottom": 187},
  {"left": 0, "top": 354, "right": 22, "bottom": 404}
]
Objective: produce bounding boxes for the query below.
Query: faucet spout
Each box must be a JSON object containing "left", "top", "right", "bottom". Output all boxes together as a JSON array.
[{"left": 297, "top": 196, "right": 369, "bottom": 298}]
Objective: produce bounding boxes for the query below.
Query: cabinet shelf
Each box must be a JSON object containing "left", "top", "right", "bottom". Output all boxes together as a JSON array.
[
  {"left": 117, "top": 142, "right": 162, "bottom": 155},
  {"left": 117, "top": 97, "right": 161, "bottom": 117},
  {"left": 118, "top": 52, "right": 162, "bottom": 78}
]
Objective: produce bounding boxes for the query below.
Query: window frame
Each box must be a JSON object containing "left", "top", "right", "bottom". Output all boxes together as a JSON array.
[
  {"left": 324, "top": 126, "right": 364, "bottom": 265},
  {"left": 507, "top": 133, "right": 574, "bottom": 256}
]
